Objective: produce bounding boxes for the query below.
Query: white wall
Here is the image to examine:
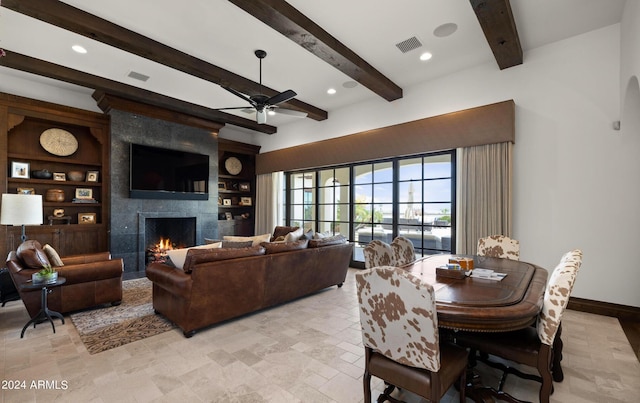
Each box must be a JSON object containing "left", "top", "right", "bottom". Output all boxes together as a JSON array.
[
  {"left": 255, "top": 24, "right": 640, "bottom": 308},
  {"left": 621, "top": 0, "right": 640, "bottom": 98},
  {"left": 1, "top": 21, "right": 637, "bottom": 307}
]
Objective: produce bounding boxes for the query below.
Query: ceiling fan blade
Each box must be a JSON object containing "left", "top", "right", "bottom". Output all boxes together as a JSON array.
[
  {"left": 216, "top": 106, "right": 253, "bottom": 111},
  {"left": 267, "top": 89, "right": 297, "bottom": 106},
  {"left": 272, "top": 107, "right": 308, "bottom": 118},
  {"left": 222, "top": 86, "right": 256, "bottom": 106}
]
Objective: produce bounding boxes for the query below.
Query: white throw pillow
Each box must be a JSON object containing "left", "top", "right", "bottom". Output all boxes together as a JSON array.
[
  {"left": 284, "top": 227, "right": 304, "bottom": 242},
  {"left": 313, "top": 231, "right": 333, "bottom": 239},
  {"left": 223, "top": 233, "right": 271, "bottom": 246},
  {"left": 165, "top": 242, "right": 221, "bottom": 269},
  {"left": 43, "top": 244, "right": 64, "bottom": 267}
]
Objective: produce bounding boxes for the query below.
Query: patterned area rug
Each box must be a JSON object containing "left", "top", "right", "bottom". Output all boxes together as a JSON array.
[{"left": 70, "top": 277, "right": 175, "bottom": 354}]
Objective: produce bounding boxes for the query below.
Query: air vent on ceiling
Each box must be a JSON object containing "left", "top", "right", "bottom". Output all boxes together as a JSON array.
[
  {"left": 127, "top": 71, "right": 150, "bottom": 82},
  {"left": 395, "top": 36, "right": 423, "bottom": 53}
]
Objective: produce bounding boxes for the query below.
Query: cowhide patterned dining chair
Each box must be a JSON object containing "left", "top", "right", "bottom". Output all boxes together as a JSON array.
[
  {"left": 363, "top": 240, "right": 393, "bottom": 269},
  {"left": 477, "top": 235, "right": 520, "bottom": 260},
  {"left": 454, "top": 249, "right": 583, "bottom": 403},
  {"left": 355, "top": 266, "right": 468, "bottom": 403},
  {"left": 391, "top": 236, "right": 415, "bottom": 266}
]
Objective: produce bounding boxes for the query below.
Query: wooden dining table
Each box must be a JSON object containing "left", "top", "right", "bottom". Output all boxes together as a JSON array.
[
  {"left": 401, "top": 254, "right": 548, "bottom": 332},
  {"left": 401, "top": 254, "right": 550, "bottom": 402}
]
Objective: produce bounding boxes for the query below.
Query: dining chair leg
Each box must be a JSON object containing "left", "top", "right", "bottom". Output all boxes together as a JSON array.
[
  {"left": 537, "top": 345, "right": 553, "bottom": 403},
  {"left": 458, "top": 369, "right": 466, "bottom": 403},
  {"left": 552, "top": 323, "right": 564, "bottom": 382},
  {"left": 363, "top": 370, "right": 372, "bottom": 403}
]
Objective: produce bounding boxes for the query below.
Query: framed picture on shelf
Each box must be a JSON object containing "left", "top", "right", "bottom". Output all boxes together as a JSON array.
[
  {"left": 225, "top": 212, "right": 233, "bottom": 220},
  {"left": 222, "top": 198, "right": 232, "bottom": 206},
  {"left": 17, "top": 187, "right": 35, "bottom": 195},
  {"left": 218, "top": 181, "right": 226, "bottom": 190},
  {"left": 239, "top": 182, "right": 250, "bottom": 192},
  {"left": 75, "top": 188, "right": 93, "bottom": 199},
  {"left": 78, "top": 212, "right": 96, "bottom": 224},
  {"left": 239, "top": 197, "right": 252, "bottom": 206},
  {"left": 86, "top": 171, "right": 99, "bottom": 182},
  {"left": 53, "top": 172, "right": 66, "bottom": 181},
  {"left": 10, "top": 161, "right": 30, "bottom": 179}
]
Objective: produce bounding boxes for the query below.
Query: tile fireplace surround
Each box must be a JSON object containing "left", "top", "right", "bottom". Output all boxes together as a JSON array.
[{"left": 107, "top": 109, "right": 219, "bottom": 273}]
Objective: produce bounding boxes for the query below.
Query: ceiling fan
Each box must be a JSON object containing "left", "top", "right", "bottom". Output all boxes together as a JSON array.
[{"left": 217, "top": 49, "right": 308, "bottom": 124}]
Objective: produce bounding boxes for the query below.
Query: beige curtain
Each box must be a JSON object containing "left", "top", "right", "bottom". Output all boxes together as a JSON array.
[
  {"left": 456, "top": 142, "right": 513, "bottom": 254},
  {"left": 255, "top": 172, "right": 283, "bottom": 235}
]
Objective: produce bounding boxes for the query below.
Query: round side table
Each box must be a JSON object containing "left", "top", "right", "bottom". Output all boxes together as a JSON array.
[{"left": 19, "top": 277, "right": 66, "bottom": 338}]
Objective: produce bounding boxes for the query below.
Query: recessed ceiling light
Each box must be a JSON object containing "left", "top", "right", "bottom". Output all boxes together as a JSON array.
[
  {"left": 268, "top": 110, "right": 276, "bottom": 116},
  {"left": 433, "top": 23, "right": 458, "bottom": 38},
  {"left": 72, "top": 45, "right": 87, "bottom": 54},
  {"left": 327, "top": 88, "right": 337, "bottom": 95},
  {"left": 420, "top": 52, "right": 433, "bottom": 61}
]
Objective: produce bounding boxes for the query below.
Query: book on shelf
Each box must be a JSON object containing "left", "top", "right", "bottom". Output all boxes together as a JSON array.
[{"left": 72, "top": 198, "right": 98, "bottom": 203}]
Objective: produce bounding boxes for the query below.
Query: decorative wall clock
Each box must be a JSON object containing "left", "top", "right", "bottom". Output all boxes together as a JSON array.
[
  {"left": 39, "top": 128, "right": 78, "bottom": 156},
  {"left": 225, "top": 157, "right": 242, "bottom": 175}
]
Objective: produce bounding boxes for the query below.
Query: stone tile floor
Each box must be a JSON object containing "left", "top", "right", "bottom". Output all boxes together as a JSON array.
[{"left": 1, "top": 268, "right": 638, "bottom": 402}]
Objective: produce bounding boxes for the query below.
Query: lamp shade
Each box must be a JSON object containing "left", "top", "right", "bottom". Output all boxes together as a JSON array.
[{"left": 0, "top": 194, "right": 43, "bottom": 226}]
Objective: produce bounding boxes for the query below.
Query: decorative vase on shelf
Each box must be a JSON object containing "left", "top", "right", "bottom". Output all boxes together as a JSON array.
[
  {"left": 45, "top": 189, "right": 65, "bottom": 202},
  {"left": 67, "top": 171, "right": 84, "bottom": 181}
]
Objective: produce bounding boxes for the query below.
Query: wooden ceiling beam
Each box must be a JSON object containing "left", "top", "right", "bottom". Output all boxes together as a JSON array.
[
  {"left": 0, "top": 0, "right": 327, "bottom": 122},
  {"left": 228, "top": 0, "right": 403, "bottom": 102},
  {"left": 470, "top": 0, "right": 523, "bottom": 69},
  {"left": 0, "top": 50, "right": 277, "bottom": 134}
]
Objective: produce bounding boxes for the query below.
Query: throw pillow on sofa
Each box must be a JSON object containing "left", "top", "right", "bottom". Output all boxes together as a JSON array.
[
  {"left": 16, "top": 240, "right": 51, "bottom": 269},
  {"left": 183, "top": 245, "right": 266, "bottom": 272},
  {"left": 271, "top": 226, "right": 299, "bottom": 241},
  {"left": 284, "top": 227, "right": 304, "bottom": 242},
  {"left": 300, "top": 228, "right": 315, "bottom": 240},
  {"left": 260, "top": 239, "right": 309, "bottom": 254},
  {"left": 166, "top": 242, "right": 222, "bottom": 270},
  {"left": 205, "top": 239, "right": 254, "bottom": 248},
  {"left": 43, "top": 244, "right": 64, "bottom": 267},
  {"left": 308, "top": 234, "right": 347, "bottom": 248},
  {"left": 223, "top": 233, "right": 271, "bottom": 246},
  {"left": 313, "top": 231, "right": 333, "bottom": 239}
]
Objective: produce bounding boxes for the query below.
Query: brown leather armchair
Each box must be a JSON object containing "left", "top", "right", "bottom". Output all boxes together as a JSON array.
[{"left": 6, "top": 240, "right": 124, "bottom": 318}]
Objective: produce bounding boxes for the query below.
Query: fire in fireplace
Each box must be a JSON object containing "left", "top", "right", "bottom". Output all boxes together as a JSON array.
[
  {"left": 144, "top": 217, "right": 196, "bottom": 266},
  {"left": 146, "top": 237, "right": 182, "bottom": 265}
]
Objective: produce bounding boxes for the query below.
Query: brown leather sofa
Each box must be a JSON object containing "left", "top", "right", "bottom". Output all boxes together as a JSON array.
[
  {"left": 6, "top": 240, "right": 124, "bottom": 318},
  {"left": 146, "top": 236, "right": 353, "bottom": 337}
]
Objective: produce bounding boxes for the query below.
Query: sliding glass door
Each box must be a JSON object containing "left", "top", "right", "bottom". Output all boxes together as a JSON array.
[{"left": 285, "top": 150, "right": 455, "bottom": 266}]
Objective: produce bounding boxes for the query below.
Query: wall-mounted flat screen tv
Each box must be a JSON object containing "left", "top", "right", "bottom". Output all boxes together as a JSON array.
[{"left": 130, "top": 143, "right": 209, "bottom": 200}]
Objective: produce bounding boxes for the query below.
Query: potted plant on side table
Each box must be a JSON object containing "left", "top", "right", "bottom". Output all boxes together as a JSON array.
[{"left": 32, "top": 264, "right": 58, "bottom": 284}]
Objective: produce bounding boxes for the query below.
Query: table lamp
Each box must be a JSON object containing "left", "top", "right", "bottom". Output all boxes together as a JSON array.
[{"left": 0, "top": 193, "right": 43, "bottom": 242}]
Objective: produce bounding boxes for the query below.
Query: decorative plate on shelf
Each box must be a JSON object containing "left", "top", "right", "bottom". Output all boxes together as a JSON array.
[
  {"left": 225, "top": 157, "right": 242, "bottom": 175},
  {"left": 39, "top": 128, "right": 78, "bottom": 156}
]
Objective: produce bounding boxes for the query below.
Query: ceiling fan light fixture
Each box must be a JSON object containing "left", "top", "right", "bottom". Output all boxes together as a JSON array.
[{"left": 256, "top": 109, "right": 267, "bottom": 124}]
